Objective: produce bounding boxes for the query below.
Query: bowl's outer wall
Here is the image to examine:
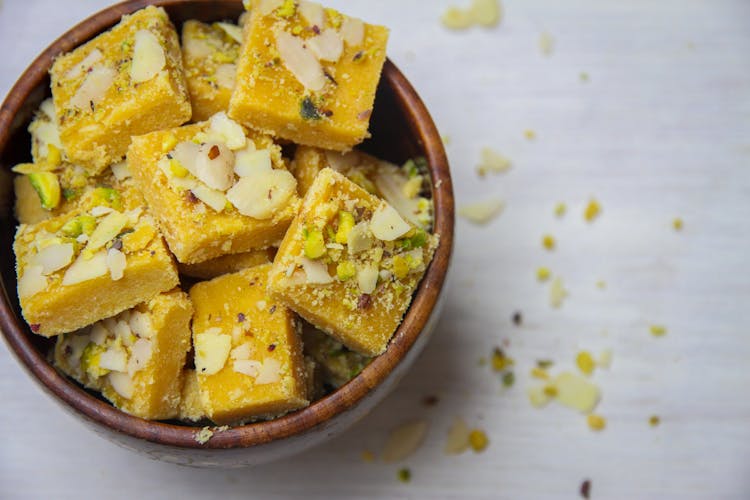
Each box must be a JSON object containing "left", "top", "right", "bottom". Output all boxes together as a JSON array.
[{"left": 0, "top": 0, "right": 454, "bottom": 466}]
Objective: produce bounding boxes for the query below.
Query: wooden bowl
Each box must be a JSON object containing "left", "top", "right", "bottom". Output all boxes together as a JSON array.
[{"left": 0, "top": 0, "right": 454, "bottom": 467}]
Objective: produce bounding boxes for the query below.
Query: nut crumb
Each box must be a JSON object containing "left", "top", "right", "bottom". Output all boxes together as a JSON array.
[
  {"left": 468, "top": 429, "right": 489, "bottom": 452},
  {"left": 524, "top": 129, "right": 536, "bottom": 140},
  {"left": 537, "top": 266, "right": 551, "bottom": 282},
  {"left": 673, "top": 217, "right": 683, "bottom": 231},
  {"left": 194, "top": 427, "right": 214, "bottom": 444},
  {"left": 587, "top": 414, "right": 606, "bottom": 431},
  {"left": 542, "top": 234, "right": 556, "bottom": 251},
  {"left": 554, "top": 202, "right": 567, "bottom": 217},
  {"left": 649, "top": 415, "right": 661, "bottom": 427},
  {"left": 584, "top": 198, "right": 601, "bottom": 222},
  {"left": 650, "top": 325, "right": 667, "bottom": 337}
]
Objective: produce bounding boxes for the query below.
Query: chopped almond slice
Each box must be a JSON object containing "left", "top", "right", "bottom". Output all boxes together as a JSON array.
[
  {"left": 382, "top": 419, "right": 429, "bottom": 463},
  {"left": 539, "top": 32, "right": 555, "bottom": 56},
  {"left": 549, "top": 276, "right": 568, "bottom": 308},
  {"left": 553, "top": 372, "right": 600, "bottom": 413},
  {"left": 444, "top": 416, "right": 470, "bottom": 455},
  {"left": 458, "top": 199, "right": 504, "bottom": 225}
]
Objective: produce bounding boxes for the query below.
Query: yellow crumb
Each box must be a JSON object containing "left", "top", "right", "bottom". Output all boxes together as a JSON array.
[
  {"left": 530, "top": 367, "right": 549, "bottom": 380},
  {"left": 542, "top": 234, "right": 555, "bottom": 251},
  {"left": 536, "top": 266, "right": 551, "bottom": 282},
  {"left": 673, "top": 218, "right": 683, "bottom": 231},
  {"left": 580, "top": 72, "right": 590, "bottom": 82},
  {"left": 441, "top": 134, "right": 451, "bottom": 145},
  {"left": 539, "top": 32, "right": 555, "bottom": 55},
  {"left": 542, "top": 384, "right": 558, "bottom": 398},
  {"left": 554, "top": 202, "right": 567, "bottom": 217},
  {"left": 524, "top": 129, "right": 536, "bottom": 140},
  {"left": 587, "top": 414, "right": 606, "bottom": 431},
  {"left": 468, "top": 429, "right": 489, "bottom": 452},
  {"left": 576, "top": 351, "right": 595, "bottom": 376},
  {"left": 596, "top": 280, "right": 606, "bottom": 290},
  {"left": 491, "top": 348, "right": 514, "bottom": 372},
  {"left": 650, "top": 325, "right": 667, "bottom": 337},
  {"left": 649, "top": 415, "right": 661, "bottom": 427},
  {"left": 361, "top": 450, "right": 375, "bottom": 462},
  {"left": 549, "top": 276, "right": 568, "bottom": 308},
  {"left": 584, "top": 198, "right": 602, "bottom": 222}
]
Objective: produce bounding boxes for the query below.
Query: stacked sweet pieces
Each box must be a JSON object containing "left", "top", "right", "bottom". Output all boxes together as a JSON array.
[{"left": 12, "top": 1, "right": 436, "bottom": 425}]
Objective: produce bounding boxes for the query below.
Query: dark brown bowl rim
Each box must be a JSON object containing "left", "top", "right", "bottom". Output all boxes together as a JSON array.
[{"left": 0, "top": 0, "right": 454, "bottom": 449}]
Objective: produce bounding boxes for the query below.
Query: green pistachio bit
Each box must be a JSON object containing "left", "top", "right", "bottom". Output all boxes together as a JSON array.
[
  {"left": 91, "top": 186, "right": 122, "bottom": 210},
  {"left": 335, "top": 211, "right": 355, "bottom": 244},
  {"left": 304, "top": 227, "right": 326, "bottom": 259},
  {"left": 28, "top": 172, "right": 61, "bottom": 210},
  {"left": 300, "top": 96, "right": 321, "bottom": 121},
  {"left": 397, "top": 468, "right": 412, "bottom": 483},
  {"left": 336, "top": 261, "right": 356, "bottom": 281},
  {"left": 81, "top": 343, "right": 108, "bottom": 378},
  {"left": 276, "top": 0, "right": 296, "bottom": 18},
  {"left": 399, "top": 229, "right": 427, "bottom": 250},
  {"left": 402, "top": 156, "right": 428, "bottom": 178},
  {"left": 502, "top": 371, "right": 515, "bottom": 388},
  {"left": 60, "top": 218, "right": 83, "bottom": 238},
  {"left": 79, "top": 215, "right": 98, "bottom": 236},
  {"left": 62, "top": 188, "right": 78, "bottom": 200}
]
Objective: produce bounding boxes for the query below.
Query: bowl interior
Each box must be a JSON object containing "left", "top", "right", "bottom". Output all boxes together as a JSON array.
[{"left": 0, "top": 0, "right": 453, "bottom": 449}]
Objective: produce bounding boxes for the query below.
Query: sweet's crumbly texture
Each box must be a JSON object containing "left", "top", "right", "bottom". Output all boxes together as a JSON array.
[
  {"left": 178, "top": 369, "right": 207, "bottom": 422},
  {"left": 228, "top": 0, "right": 389, "bottom": 151},
  {"left": 178, "top": 247, "right": 274, "bottom": 279},
  {"left": 189, "top": 265, "right": 309, "bottom": 425},
  {"left": 54, "top": 289, "right": 192, "bottom": 419},
  {"left": 14, "top": 186, "right": 178, "bottom": 336},
  {"left": 127, "top": 122, "right": 299, "bottom": 264},
  {"left": 268, "top": 168, "right": 438, "bottom": 356},
  {"left": 182, "top": 20, "right": 240, "bottom": 121},
  {"left": 50, "top": 6, "right": 191, "bottom": 174},
  {"left": 290, "top": 146, "right": 434, "bottom": 229}
]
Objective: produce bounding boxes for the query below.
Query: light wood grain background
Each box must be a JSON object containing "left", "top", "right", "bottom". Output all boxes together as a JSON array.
[{"left": 2, "top": 1, "right": 749, "bottom": 498}]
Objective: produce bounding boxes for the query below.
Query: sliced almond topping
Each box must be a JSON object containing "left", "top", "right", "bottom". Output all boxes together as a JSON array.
[
  {"left": 235, "top": 148, "right": 271, "bottom": 177},
  {"left": 128, "top": 311, "right": 153, "bottom": 339},
  {"left": 86, "top": 211, "right": 129, "bottom": 252},
  {"left": 299, "top": 0, "right": 325, "bottom": 28},
  {"left": 444, "top": 417, "right": 471, "bottom": 454},
  {"left": 191, "top": 184, "right": 228, "bottom": 212},
  {"left": 233, "top": 359, "right": 262, "bottom": 377},
  {"left": 184, "top": 35, "right": 212, "bottom": 59},
  {"left": 340, "top": 16, "right": 364, "bottom": 46},
  {"left": 370, "top": 203, "right": 411, "bottom": 241},
  {"left": 127, "top": 338, "right": 152, "bottom": 376},
  {"left": 299, "top": 256, "right": 333, "bottom": 284},
  {"left": 357, "top": 264, "right": 378, "bottom": 294},
  {"left": 215, "top": 22, "right": 243, "bottom": 44},
  {"left": 258, "top": 0, "right": 284, "bottom": 16},
  {"left": 308, "top": 29, "right": 344, "bottom": 62},
  {"left": 553, "top": 372, "right": 600, "bottom": 413},
  {"left": 347, "top": 221, "right": 373, "bottom": 254},
  {"left": 215, "top": 63, "right": 237, "bottom": 89},
  {"left": 230, "top": 342, "right": 254, "bottom": 361},
  {"left": 29, "top": 243, "right": 74, "bottom": 275},
  {"left": 255, "top": 358, "right": 281, "bottom": 384},
  {"left": 18, "top": 265, "right": 47, "bottom": 298},
  {"left": 130, "top": 29, "right": 166, "bottom": 83},
  {"left": 382, "top": 419, "right": 429, "bottom": 463},
  {"left": 99, "top": 347, "right": 127, "bottom": 372},
  {"left": 226, "top": 169, "right": 296, "bottom": 219},
  {"left": 194, "top": 330, "right": 232, "bottom": 376},
  {"left": 62, "top": 250, "right": 108, "bottom": 286},
  {"left": 208, "top": 112, "right": 246, "bottom": 150},
  {"left": 106, "top": 247, "right": 126, "bottom": 281},
  {"left": 275, "top": 30, "right": 326, "bottom": 91},
  {"left": 110, "top": 161, "right": 131, "bottom": 181},
  {"left": 193, "top": 141, "right": 235, "bottom": 190},
  {"left": 458, "top": 199, "right": 504, "bottom": 225},
  {"left": 70, "top": 66, "right": 116, "bottom": 110},
  {"left": 90, "top": 323, "right": 109, "bottom": 345},
  {"left": 373, "top": 164, "right": 424, "bottom": 228},
  {"left": 470, "top": 0, "right": 502, "bottom": 27},
  {"left": 108, "top": 371, "right": 134, "bottom": 399},
  {"left": 64, "top": 49, "right": 103, "bottom": 80}
]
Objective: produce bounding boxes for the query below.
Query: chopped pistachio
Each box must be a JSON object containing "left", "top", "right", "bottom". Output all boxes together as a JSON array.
[
  {"left": 502, "top": 371, "right": 515, "bottom": 388},
  {"left": 580, "top": 71, "right": 590, "bottom": 83},
  {"left": 536, "top": 266, "right": 551, "bottom": 282},
  {"left": 584, "top": 198, "right": 602, "bottom": 222},
  {"left": 335, "top": 211, "right": 355, "bottom": 244},
  {"left": 399, "top": 229, "right": 427, "bottom": 250},
  {"left": 468, "top": 429, "right": 489, "bottom": 452},
  {"left": 537, "top": 359, "right": 554, "bottom": 369},
  {"left": 650, "top": 325, "right": 667, "bottom": 337},
  {"left": 300, "top": 96, "right": 322, "bottom": 121},
  {"left": 276, "top": 0, "right": 296, "bottom": 18},
  {"left": 28, "top": 172, "right": 61, "bottom": 210},
  {"left": 397, "top": 468, "right": 411, "bottom": 483},
  {"left": 491, "top": 347, "right": 514, "bottom": 372},
  {"left": 161, "top": 132, "right": 178, "bottom": 153},
  {"left": 336, "top": 261, "right": 356, "bottom": 281},
  {"left": 576, "top": 351, "right": 595, "bottom": 376},
  {"left": 303, "top": 228, "right": 326, "bottom": 259},
  {"left": 554, "top": 202, "right": 567, "bottom": 217},
  {"left": 542, "top": 234, "right": 555, "bottom": 251},
  {"left": 587, "top": 414, "right": 606, "bottom": 431},
  {"left": 91, "top": 187, "right": 122, "bottom": 210},
  {"left": 530, "top": 367, "right": 549, "bottom": 380}
]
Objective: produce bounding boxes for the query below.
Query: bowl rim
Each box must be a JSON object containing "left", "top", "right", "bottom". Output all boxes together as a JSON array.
[{"left": 0, "top": 0, "right": 454, "bottom": 449}]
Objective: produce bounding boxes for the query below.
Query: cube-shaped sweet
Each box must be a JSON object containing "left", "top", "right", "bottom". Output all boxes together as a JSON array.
[
  {"left": 178, "top": 369, "right": 207, "bottom": 422},
  {"left": 189, "top": 265, "right": 308, "bottom": 425},
  {"left": 50, "top": 6, "right": 191, "bottom": 174},
  {"left": 291, "top": 146, "right": 434, "bottom": 229},
  {"left": 228, "top": 0, "right": 389, "bottom": 151},
  {"left": 54, "top": 289, "right": 193, "bottom": 419},
  {"left": 268, "top": 168, "right": 438, "bottom": 356},
  {"left": 182, "top": 20, "right": 242, "bottom": 122},
  {"left": 14, "top": 188, "right": 178, "bottom": 336},
  {"left": 178, "top": 247, "right": 275, "bottom": 280},
  {"left": 128, "top": 112, "right": 300, "bottom": 264}
]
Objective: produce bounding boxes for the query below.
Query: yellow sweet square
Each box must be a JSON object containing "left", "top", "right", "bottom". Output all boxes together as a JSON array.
[
  {"left": 127, "top": 113, "right": 300, "bottom": 264},
  {"left": 268, "top": 168, "right": 438, "bottom": 356},
  {"left": 54, "top": 290, "right": 193, "bottom": 420},
  {"left": 228, "top": 0, "right": 389, "bottom": 151},
  {"left": 189, "top": 265, "right": 308, "bottom": 425},
  {"left": 50, "top": 6, "right": 191, "bottom": 174},
  {"left": 181, "top": 20, "right": 242, "bottom": 121}
]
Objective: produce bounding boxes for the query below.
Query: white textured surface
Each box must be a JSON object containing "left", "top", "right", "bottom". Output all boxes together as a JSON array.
[{"left": 2, "top": 0, "right": 750, "bottom": 498}]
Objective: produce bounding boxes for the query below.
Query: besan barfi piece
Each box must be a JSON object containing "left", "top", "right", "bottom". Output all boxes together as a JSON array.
[
  {"left": 178, "top": 247, "right": 275, "bottom": 280},
  {"left": 178, "top": 369, "right": 207, "bottom": 422},
  {"left": 181, "top": 20, "right": 242, "bottom": 121},
  {"left": 54, "top": 290, "right": 192, "bottom": 419},
  {"left": 50, "top": 6, "right": 191, "bottom": 174},
  {"left": 291, "top": 146, "right": 434, "bottom": 230},
  {"left": 14, "top": 184, "right": 178, "bottom": 337},
  {"left": 189, "top": 265, "right": 309, "bottom": 425},
  {"left": 127, "top": 112, "right": 300, "bottom": 264},
  {"left": 268, "top": 168, "right": 438, "bottom": 357},
  {"left": 228, "top": 0, "right": 389, "bottom": 151}
]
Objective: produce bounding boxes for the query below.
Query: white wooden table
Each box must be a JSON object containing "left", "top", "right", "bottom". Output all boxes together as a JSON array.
[{"left": 2, "top": 1, "right": 749, "bottom": 498}]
